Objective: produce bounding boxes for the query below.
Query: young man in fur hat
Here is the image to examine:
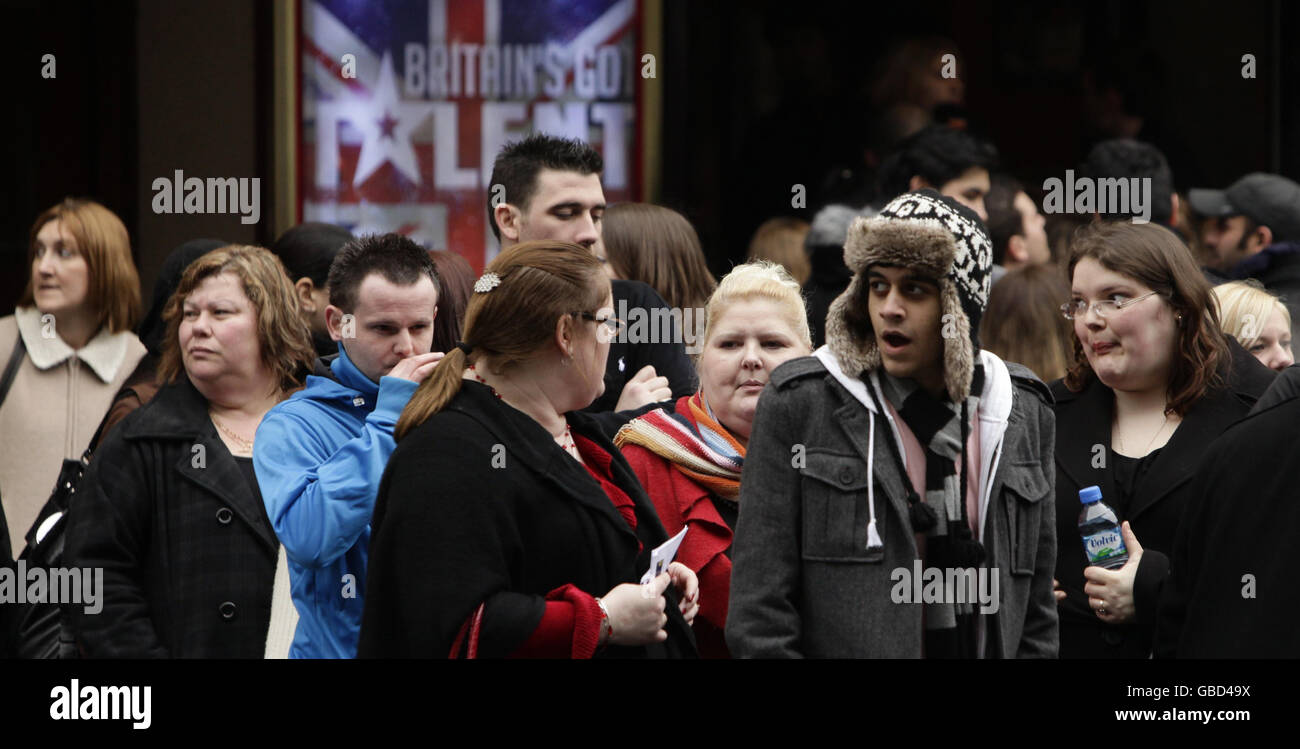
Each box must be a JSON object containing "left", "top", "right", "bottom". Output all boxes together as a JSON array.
[{"left": 727, "top": 190, "right": 1058, "bottom": 658}]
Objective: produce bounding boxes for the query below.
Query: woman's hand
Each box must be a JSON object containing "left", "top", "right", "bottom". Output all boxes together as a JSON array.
[
  {"left": 600, "top": 574, "right": 671, "bottom": 646},
  {"left": 1052, "top": 578, "right": 1067, "bottom": 603},
  {"left": 1083, "top": 521, "right": 1144, "bottom": 624},
  {"left": 667, "top": 561, "right": 699, "bottom": 625}
]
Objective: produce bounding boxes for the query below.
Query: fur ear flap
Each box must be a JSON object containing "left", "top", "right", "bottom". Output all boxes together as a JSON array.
[
  {"left": 940, "top": 280, "right": 974, "bottom": 401},
  {"left": 826, "top": 275, "right": 879, "bottom": 376}
]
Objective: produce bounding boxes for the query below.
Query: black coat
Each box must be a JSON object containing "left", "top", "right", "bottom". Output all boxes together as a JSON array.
[
  {"left": 64, "top": 379, "right": 277, "bottom": 657},
  {"left": 1155, "top": 371, "right": 1300, "bottom": 657},
  {"left": 1050, "top": 342, "right": 1273, "bottom": 658},
  {"left": 358, "top": 380, "right": 696, "bottom": 658}
]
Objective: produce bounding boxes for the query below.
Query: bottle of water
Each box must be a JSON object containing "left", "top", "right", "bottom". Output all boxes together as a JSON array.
[{"left": 1078, "top": 486, "right": 1129, "bottom": 569}]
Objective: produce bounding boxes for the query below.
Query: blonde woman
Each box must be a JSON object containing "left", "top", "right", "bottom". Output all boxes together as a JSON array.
[
  {"left": 0, "top": 199, "right": 146, "bottom": 553},
  {"left": 1212, "top": 280, "right": 1293, "bottom": 371},
  {"left": 615, "top": 261, "right": 813, "bottom": 657}
]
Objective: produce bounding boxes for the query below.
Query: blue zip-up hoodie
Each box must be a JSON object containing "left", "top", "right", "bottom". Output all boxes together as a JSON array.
[{"left": 253, "top": 345, "right": 418, "bottom": 658}]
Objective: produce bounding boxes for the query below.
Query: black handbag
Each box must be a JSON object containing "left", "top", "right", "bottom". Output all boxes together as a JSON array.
[
  {"left": 8, "top": 384, "right": 133, "bottom": 659},
  {"left": 10, "top": 454, "right": 86, "bottom": 658}
]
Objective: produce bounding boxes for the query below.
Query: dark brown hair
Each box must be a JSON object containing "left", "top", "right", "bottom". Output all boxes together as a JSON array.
[
  {"left": 981, "top": 264, "right": 1073, "bottom": 383},
  {"left": 428, "top": 250, "right": 476, "bottom": 354},
  {"left": 602, "top": 203, "right": 717, "bottom": 311},
  {"left": 396, "top": 241, "right": 608, "bottom": 440},
  {"left": 24, "top": 198, "right": 141, "bottom": 333},
  {"left": 1063, "top": 222, "right": 1227, "bottom": 416},
  {"left": 158, "top": 245, "right": 316, "bottom": 391},
  {"left": 327, "top": 233, "right": 439, "bottom": 313}
]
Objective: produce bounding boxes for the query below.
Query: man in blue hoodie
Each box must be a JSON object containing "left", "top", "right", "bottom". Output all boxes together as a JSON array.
[{"left": 254, "top": 233, "right": 442, "bottom": 658}]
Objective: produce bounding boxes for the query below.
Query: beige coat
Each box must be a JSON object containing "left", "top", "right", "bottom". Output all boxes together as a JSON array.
[{"left": 0, "top": 306, "right": 146, "bottom": 552}]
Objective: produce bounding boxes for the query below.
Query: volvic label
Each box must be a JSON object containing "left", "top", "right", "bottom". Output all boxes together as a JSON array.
[{"left": 1083, "top": 529, "right": 1127, "bottom": 565}]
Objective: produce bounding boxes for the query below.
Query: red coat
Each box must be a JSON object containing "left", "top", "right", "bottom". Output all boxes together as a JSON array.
[{"left": 619, "top": 396, "right": 735, "bottom": 658}]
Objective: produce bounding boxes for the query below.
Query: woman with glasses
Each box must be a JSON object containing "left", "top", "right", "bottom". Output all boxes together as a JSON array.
[
  {"left": 614, "top": 261, "right": 812, "bottom": 657},
  {"left": 359, "top": 240, "right": 698, "bottom": 658},
  {"left": 1050, "top": 222, "right": 1273, "bottom": 659}
]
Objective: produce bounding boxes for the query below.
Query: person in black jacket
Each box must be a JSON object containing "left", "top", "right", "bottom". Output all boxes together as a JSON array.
[
  {"left": 64, "top": 245, "right": 316, "bottom": 657},
  {"left": 359, "top": 241, "right": 698, "bottom": 658},
  {"left": 1154, "top": 364, "right": 1300, "bottom": 657},
  {"left": 1051, "top": 222, "right": 1273, "bottom": 659},
  {"left": 484, "top": 134, "right": 696, "bottom": 435}
]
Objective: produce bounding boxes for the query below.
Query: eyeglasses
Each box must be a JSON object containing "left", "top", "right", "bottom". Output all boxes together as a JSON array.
[
  {"left": 1060, "top": 290, "right": 1161, "bottom": 320},
  {"left": 580, "top": 311, "right": 625, "bottom": 341}
]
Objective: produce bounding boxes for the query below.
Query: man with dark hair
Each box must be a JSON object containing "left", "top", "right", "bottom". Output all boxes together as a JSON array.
[
  {"left": 985, "top": 173, "right": 1049, "bottom": 285},
  {"left": 486, "top": 133, "right": 696, "bottom": 429},
  {"left": 1079, "top": 139, "right": 1178, "bottom": 227},
  {"left": 254, "top": 233, "right": 442, "bottom": 658},
  {"left": 1192, "top": 173, "right": 1300, "bottom": 325},
  {"left": 272, "top": 222, "right": 355, "bottom": 357},
  {"left": 876, "top": 124, "right": 998, "bottom": 220},
  {"left": 728, "top": 191, "right": 1057, "bottom": 658}
]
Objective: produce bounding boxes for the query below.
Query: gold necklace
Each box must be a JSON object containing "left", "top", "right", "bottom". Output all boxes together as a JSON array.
[{"left": 210, "top": 412, "right": 255, "bottom": 452}]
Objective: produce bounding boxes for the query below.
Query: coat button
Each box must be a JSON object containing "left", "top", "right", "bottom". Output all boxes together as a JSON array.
[
  {"left": 839, "top": 466, "right": 854, "bottom": 485},
  {"left": 1102, "top": 629, "right": 1123, "bottom": 646},
  {"left": 788, "top": 380, "right": 800, "bottom": 390},
  {"left": 219, "top": 601, "right": 237, "bottom": 620},
  {"left": 215, "top": 508, "right": 233, "bottom": 525}
]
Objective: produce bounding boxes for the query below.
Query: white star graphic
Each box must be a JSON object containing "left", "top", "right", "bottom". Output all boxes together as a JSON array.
[{"left": 351, "top": 51, "right": 429, "bottom": 188}]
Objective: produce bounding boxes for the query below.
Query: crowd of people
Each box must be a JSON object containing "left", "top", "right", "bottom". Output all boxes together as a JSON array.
[{"left": 2, "top": 115, "right": 1299, "bottom": 658}]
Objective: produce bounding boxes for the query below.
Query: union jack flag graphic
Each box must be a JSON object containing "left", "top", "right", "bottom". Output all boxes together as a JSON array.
[{"left": 299, "top": 0, "right": 642, "bottom": 272}]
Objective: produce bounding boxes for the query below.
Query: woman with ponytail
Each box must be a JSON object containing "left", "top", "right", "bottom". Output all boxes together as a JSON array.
[{"left": 358, "top": 241, "right": 699, "bottom": 658}]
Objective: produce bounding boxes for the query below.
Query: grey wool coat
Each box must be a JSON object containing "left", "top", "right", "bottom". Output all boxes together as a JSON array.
[{"left": 726, "top": 349, "right": 1059, "bottom": 658}]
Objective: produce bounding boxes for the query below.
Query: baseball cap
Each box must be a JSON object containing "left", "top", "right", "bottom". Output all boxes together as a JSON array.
[{"left": 1188, "top": 173, "right": 1300, "bottom": 242}]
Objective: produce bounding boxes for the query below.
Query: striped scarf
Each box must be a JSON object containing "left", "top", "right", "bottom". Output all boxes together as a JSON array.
[{"left": 614, "top": 392, "right": 745, "bottom": 499}]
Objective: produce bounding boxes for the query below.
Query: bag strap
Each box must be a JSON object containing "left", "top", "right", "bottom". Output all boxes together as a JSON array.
[
  {"left": 448, "top": 603, "right": 485, "bottom": 659},
  {"left": 0, "top": 335, "right": 27, "bottom": 409}
]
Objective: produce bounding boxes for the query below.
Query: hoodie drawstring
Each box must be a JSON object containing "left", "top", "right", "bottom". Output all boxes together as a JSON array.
[{"left": 865, "top": 408, "right": 883, "bottom": 550}]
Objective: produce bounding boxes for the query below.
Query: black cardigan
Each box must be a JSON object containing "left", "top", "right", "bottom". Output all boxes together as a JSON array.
[
  {"left": 358, "top": 380, "right": 696, "bottom": 658},
  {"left": 1050, "top": 341, "right": 1273, "bottom": 658}
]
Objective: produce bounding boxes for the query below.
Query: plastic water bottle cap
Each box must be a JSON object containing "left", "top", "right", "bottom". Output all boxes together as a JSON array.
[{"left": 1079, "top": 485, "right": 1103, "bottom": 504}]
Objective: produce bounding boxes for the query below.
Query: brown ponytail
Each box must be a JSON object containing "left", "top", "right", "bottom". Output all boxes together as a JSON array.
[{"left": 395, "top": 240, "right": 607, "bottom": 441}]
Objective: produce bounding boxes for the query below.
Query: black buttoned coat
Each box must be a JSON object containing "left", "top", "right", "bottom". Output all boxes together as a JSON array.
[
  {"left": 1050, "top": 341, "right": 1273, "bottom": 658},
  {"left": 64, "top": 378, "right": 278, "bottom": 657}
]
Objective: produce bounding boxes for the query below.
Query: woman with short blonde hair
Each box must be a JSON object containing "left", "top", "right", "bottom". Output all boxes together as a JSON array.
[
  {"left": 1212, "top": 280, "right": 1293, "bottom": 371},
  {"left": 616, "top": 260, "right": 812, "bottom": 657}
]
